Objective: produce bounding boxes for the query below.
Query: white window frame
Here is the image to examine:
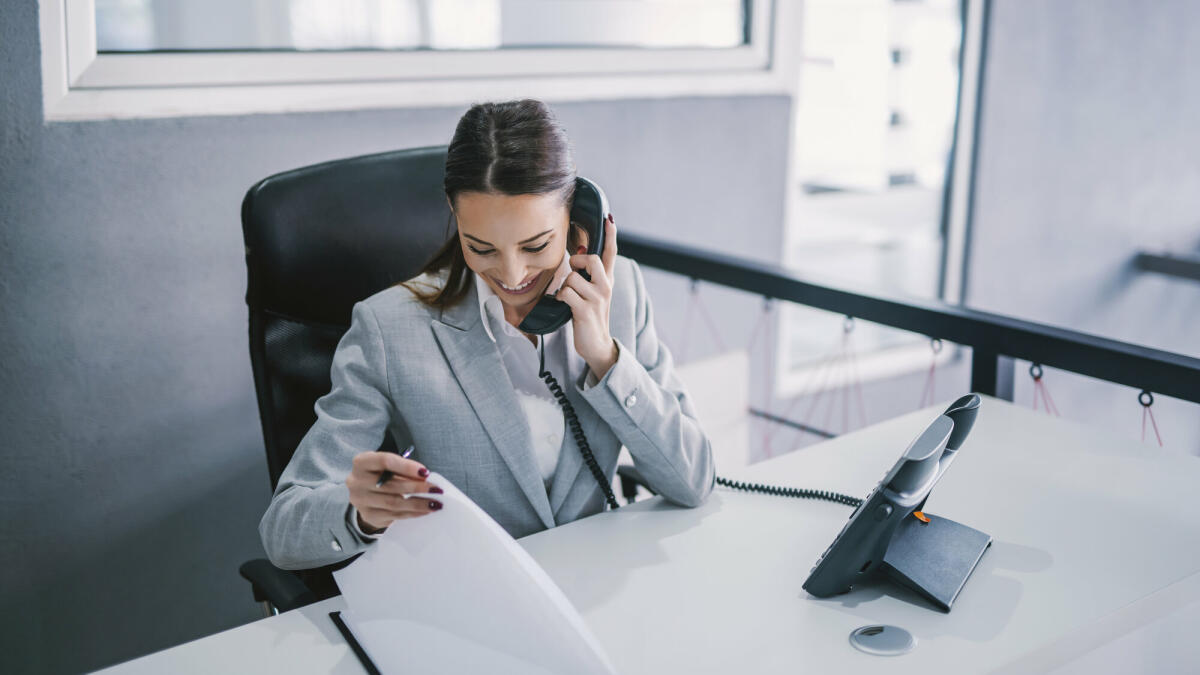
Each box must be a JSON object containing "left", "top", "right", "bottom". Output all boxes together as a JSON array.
[
  {"left": 39, "top": 0, "right": 798, "bottom": 121},
  {"left": 773, "top": 0, "right": 986, "bottom": 398}
]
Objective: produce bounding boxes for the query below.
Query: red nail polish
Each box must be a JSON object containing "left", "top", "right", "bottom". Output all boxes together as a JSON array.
[
  {"left": 418, "top": 468, "right": 429, "bottom": 478},
  {"left": 430, "top": 486, "right": 444, "bottom": 494},
  {"left": 429, "top": 500, "right": 442, "bottom": 510},
  {"left": 577, "top": 245, "right": 585, "bottom": 254}
]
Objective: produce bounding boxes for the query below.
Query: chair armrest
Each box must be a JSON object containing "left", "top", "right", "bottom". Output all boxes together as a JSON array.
[
  {"left": 239, "top": 558, "right": 320, "bottom": 613},
  {"left": 617, "top": 464, "right": 657, "bottom": 504}
]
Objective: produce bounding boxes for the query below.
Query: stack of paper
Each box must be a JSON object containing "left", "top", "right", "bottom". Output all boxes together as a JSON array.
[{"left": 333, "top": 473, "right": 617, "bottom": 674}]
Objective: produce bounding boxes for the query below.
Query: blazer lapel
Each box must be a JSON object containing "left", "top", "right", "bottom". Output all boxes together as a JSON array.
[{"left": 431, "top": 291, "right": 556, "bottom": 530}]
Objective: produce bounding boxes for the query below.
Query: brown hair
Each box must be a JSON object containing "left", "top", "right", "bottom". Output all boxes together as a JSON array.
[{"left": 407, "top": 99, "right": 577, "bottom": 308}]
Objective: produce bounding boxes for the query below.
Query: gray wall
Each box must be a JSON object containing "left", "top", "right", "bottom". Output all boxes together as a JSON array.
[
  {"left": 0, "top": 2, "right": 790, "bottom": 672},
  {"left": 967, "top": 0, "right": 1200, "bottom": 453}
]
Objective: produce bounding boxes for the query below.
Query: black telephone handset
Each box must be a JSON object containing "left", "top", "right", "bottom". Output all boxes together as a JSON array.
[{"left": 518, "top": 177, "right": 608, "bottom": 336}]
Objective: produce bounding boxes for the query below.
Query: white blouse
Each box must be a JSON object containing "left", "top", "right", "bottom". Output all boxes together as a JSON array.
[{"left": 473, "top": 271, "right": 585, "bottom": 490}]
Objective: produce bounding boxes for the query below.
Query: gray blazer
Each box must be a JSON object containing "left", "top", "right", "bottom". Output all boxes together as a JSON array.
[{"left": 260, "top": 256, "right": 715, "bottom": 570}]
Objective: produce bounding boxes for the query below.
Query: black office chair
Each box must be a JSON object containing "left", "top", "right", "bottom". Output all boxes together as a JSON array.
[
  {"left": 237, "top": 145, "right": 652, "bottom": 613},
  {"left": 238, "top": 146, "right": 453, "bottom": 613}
]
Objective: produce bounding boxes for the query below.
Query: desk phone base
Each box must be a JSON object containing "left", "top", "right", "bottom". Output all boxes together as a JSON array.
[{"left": 881, "top": 512, "right": 992, "bottom": 612}]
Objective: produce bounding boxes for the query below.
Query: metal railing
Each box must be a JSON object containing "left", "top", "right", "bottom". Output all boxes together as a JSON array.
[
  {"left": 620, "top": 232, "right": 1200, "bottom": 406},
  {"left": 1136, "top": 251, "right": 1200, "bottom": 284}
]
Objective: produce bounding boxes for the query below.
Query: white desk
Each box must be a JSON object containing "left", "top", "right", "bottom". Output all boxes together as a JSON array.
[{"left": 96, "top": 398, "right": 1200, "bottom": 674}]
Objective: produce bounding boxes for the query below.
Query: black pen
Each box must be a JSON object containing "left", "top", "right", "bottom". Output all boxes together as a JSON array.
[{"left": 375, "top": 444, "right": 415, "bottom": 488}]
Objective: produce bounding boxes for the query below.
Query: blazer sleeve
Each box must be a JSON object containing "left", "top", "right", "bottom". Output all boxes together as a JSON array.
[
  {"left": 577, "top": 259, "right": 716, "bottom": 507},
  {"left": 259, "top": 301, "right": 395, "bottom": 570}
]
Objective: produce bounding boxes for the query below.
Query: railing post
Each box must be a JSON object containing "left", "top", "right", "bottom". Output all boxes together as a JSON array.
[{"left": 971, "top": 349, "right": 1015, "bottom": 401}]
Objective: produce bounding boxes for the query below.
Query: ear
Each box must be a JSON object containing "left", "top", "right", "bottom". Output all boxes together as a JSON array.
[{"left": 569, "top": 221, "right": 591, "bottom": 252}]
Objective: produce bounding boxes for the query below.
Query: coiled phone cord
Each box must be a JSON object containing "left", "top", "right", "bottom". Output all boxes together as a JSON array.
[
  {"left": 714, "top": 476, "right": 862, "bottom": 508},
  {"left": 537, "top": 339, "right": 861, "bottom": 511},
  {"left": 538, "top": 338, "right": 622, "bottom": 511}
]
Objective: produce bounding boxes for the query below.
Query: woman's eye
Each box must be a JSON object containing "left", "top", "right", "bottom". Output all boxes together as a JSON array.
[{"left": 468, "top": 240, "right": 548, "bottom": 255}]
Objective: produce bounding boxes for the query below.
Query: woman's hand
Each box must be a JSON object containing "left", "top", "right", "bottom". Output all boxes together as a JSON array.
[
  {"left": 559, "top": 214, "right": 619, "bottom": 379},
  {"left": 346, "top": 450, "right": 443, "bottom": 533}
]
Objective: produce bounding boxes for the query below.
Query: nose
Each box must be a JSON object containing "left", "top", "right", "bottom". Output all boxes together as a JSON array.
[{"left": 497, "top": 255, "right": 529, "bottom": 287}]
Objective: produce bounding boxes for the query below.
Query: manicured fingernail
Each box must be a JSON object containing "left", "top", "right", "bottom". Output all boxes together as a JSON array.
[
  {"left": 429, "top": 500, "right": 442, "bottom": 510},
  {"left": 429, "top": 486, "right": 444, "bottom": 494},
  {"left": 418, "top": 468, "right": 429, "bottom": 478}
]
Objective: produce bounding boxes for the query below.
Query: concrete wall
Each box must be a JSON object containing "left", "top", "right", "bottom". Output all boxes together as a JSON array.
[
  {"left": 967, "top": 0, "right": 1200, "bottom": 453},
  {"left": 0, "top": 2, "right": 790, "bottom": 672}
]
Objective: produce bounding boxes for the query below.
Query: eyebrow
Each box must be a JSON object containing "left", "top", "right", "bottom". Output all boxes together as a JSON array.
[{"left": 462, "top": 229, "right": 554, "bottom": 247}]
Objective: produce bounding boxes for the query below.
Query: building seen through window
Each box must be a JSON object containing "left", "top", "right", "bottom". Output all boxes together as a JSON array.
[{"left": 783, "top": 0, "right": 963, "bottom": 391}]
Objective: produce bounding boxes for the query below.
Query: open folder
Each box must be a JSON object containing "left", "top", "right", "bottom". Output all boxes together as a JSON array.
[{"left": 332, "top": 473, "right": 617, "bottom": 674}]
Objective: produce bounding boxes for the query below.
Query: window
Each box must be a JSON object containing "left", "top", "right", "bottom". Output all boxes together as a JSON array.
[
  {"left": 776, "top": 0, "right": 985, "bottom": 395},
  {"left": 41, "top": 0, "right": 793, "bottom": 120},
  {"left": 95, "top": 0, "right": 749, "bottom": 51}
]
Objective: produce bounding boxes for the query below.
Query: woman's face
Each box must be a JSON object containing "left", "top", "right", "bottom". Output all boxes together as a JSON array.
[{"left": 452, "top": 191, "right": 571, "bottom": 319}]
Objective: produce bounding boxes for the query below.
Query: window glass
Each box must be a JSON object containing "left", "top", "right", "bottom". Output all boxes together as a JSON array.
[
  {"left": 95, "top": 0, "right": 749, "bottom": 52},
  {"left": 786, "top": 0, "right": 963, "bottom": 374}
]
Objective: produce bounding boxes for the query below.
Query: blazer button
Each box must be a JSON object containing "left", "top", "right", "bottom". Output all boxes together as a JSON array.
[{"left": 625, "top": 394, "right": 638, "bottom": 408}]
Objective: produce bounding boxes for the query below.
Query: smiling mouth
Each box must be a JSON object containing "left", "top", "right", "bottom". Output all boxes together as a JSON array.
[{"left": 493, "top": 272, "right": 542, "bottom": 295}]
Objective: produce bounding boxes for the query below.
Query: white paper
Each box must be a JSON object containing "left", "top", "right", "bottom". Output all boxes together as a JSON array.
[{"left": 333, "top": 473, "right": 617, "bottom": 675}]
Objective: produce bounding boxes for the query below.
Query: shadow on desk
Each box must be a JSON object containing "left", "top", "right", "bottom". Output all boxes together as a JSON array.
[{"left": 812, "top": 539, "right": 1052, "bottom": 643}]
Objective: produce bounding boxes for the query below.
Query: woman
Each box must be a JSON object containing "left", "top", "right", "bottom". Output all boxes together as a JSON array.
[{"left": 260, "top": 99, "right": 714, "bottom": 570}]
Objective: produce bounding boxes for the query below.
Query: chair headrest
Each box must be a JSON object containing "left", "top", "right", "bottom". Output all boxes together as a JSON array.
[{"left": 242, "top": 146, "right": 452, "bottom": 326}]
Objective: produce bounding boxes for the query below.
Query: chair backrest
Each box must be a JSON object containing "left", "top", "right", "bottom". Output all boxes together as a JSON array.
[{"left": 241, "top": 146, "right": 451, "bottom": 489}]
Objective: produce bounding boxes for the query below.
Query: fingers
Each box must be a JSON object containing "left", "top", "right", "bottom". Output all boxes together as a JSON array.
[
  {"left": 356, "top": 494, "right": 443, "bottom": 530},
  {"left": 353, "top": 450, "right": 428, "bottom": 481},
  {"left": 569, "top": 214, "right": 614, "bottom": 289},
  {"left": 349, "top": 464, "right": 445, "bottom": 530},
  {"left": 349, "top": 474, "right": 440, "bottom": 497},
  {"left": 369, "top": 491, "right": 444, "bottom": 513},
  {"left": 358, "top": 498, "right": 443, "bottom": 530},
  {"left": 566, "top": 254, "right": 610, "bottom": 306},
  {"left": 561, "top": 271, "right": 603, "bottom": 303},
  {"left": 602, "top": 215, "right": 617, "bottom": 278},
  {"left": 381, "top": 453, "right": 428, "bottom": 479},
  {"left": 348, "top": 449, "right": 446, "bottom": 529},
  {"left": 557, "top": 285, "right": 586, "bottom": 312},
  {"left": 548, "top": 250, "right": 573, "bottom": 295},
  {"left": 569, "top": 253, "right": 609, "bottom": 286},
  {"left": 374, "top": 478, "right": 441, "bottom": 496}
]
